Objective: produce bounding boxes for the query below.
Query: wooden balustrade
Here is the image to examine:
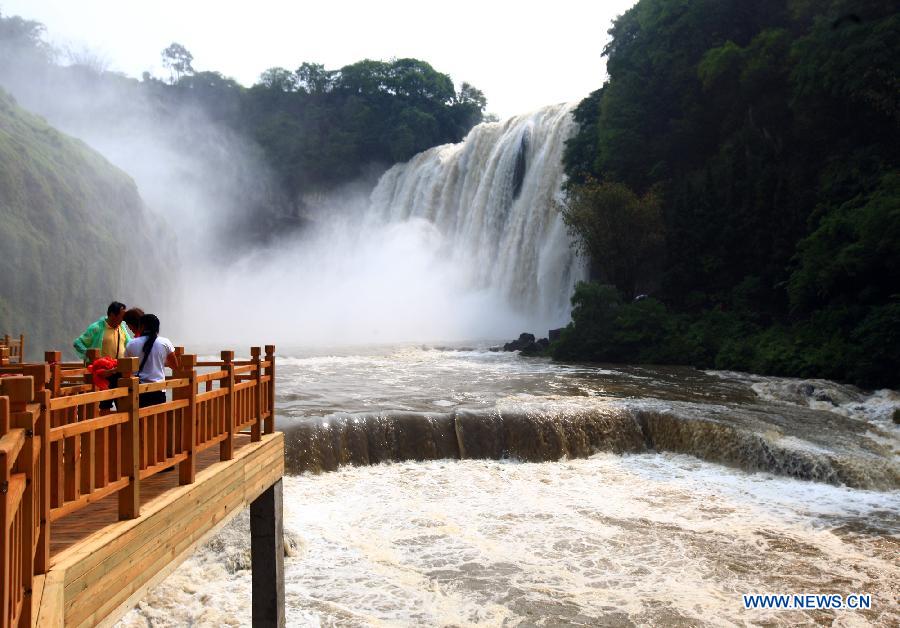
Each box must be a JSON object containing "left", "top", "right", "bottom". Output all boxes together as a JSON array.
[
  {"left": 43, "top": 352, "right": 91, "bottom": 398},
  {"left": 0, "top": 345, "right": 276, "bottom": 628},
  {"left": 0, "top": 376, "right": 47, "bottom": 628},
  {"left": 0, "top": 336, "right": 24, "bottom": 366}
]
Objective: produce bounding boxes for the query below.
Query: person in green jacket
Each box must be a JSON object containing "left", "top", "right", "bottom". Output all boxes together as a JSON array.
[
  {"left": 74, "top": 301, "right": 133, "bottom": 410},
  {"left": 73, "top": 301, "right": 133, "bottom": 362}
]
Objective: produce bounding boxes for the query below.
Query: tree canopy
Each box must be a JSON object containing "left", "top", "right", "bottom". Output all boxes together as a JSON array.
[
  {"left": 242, "top": 58, "right": 487, "bottom": 196},
  {"left": 557, "top": 0, "right": 900, "bottom": 388}
]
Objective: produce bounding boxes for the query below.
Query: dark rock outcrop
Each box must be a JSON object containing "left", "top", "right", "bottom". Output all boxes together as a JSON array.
[
  {"left": 520, "top": 338, "right": 550, "bottom": 356},
  {"left": 503, "top": 333, "right": 536, "bottom": 352},
  {"left": 503, "top": 332, "right": 551, "bottom": 356}
]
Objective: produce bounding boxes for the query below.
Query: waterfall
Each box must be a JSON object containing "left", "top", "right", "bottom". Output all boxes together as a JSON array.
[
  {"left": 368, "top": 103, "right": 586, "bottom": 331},
  {"left": 178, "top": 104, "right": 587, "bottom": 345}
]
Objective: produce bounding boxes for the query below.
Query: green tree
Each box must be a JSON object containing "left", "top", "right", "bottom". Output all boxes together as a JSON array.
[
  {"left": 161, "top": 42, "right": 194, "bottom": 83},
  {"left": 295, "top": 62, "right": 333, "bottom": 94},
  {"left": 0, "top": 10, "right": 53, "bottom": 69},
  {"left": 560, "top": 180, "right": 665, "bottom": 300},
  {"left": 258, "top": 67, "right": 298, "bottom": 92}
]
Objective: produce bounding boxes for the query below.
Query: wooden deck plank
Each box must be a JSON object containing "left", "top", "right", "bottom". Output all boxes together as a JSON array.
[
  {"left": 29, "top": 574, "right": 45, "bottom": 626},
  {"left": 34, "top": 572, "right": 64, "bottom": 627}
]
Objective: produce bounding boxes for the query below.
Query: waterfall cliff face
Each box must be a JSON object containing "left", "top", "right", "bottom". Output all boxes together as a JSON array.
[{"left": 368, "top": 103, "right": 585, "bottom": 330}]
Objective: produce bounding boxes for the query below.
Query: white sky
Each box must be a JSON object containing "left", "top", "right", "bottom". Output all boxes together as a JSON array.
[{"left": 2, "top": 0, "right": 636, "bottom": 119}]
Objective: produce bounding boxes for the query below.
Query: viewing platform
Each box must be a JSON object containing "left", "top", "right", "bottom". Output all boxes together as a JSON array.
[{"left": 0, "top": 342, "right": 285, "bottom": 627}]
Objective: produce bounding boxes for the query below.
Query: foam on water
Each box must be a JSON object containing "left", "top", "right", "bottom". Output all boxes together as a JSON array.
[
  {"left": 119, "top": 454, "right": 899, "bottom": 627},
  {"left": 117, "top": 347, "right": 899, "bottom": 626}
]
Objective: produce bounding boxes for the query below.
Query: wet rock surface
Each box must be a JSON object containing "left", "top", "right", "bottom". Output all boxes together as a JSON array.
[{"left": 503, "top": 332, "right": 551, "bottom": 356}]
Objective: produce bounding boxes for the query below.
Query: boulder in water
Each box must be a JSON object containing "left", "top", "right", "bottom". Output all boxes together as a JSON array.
[
  {"left": 520, "top": 338, "right": 551, "bottom": 356},
  {"left": 503, "top": 333, "right": 536, "bottom": 352},
  {"left": 502, "top": 333, "right": 550, "bottom": 356}
]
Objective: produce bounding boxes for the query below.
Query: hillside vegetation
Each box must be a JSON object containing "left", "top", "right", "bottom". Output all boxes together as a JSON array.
[
  {"left": 556, "top": 0, "right": 899, "bottom": 389},
  {"left": 0, "top": 88, "right": 171, "bottom": 358}
]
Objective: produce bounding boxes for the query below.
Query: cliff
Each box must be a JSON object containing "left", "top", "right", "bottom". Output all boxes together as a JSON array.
[{"left": 0, "top": 88, "right": 173, "bottom": 358}]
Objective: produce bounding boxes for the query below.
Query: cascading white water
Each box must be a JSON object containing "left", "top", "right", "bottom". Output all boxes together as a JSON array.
[{"left": 368, "top": 103, "right": 586, "bottom": 331}]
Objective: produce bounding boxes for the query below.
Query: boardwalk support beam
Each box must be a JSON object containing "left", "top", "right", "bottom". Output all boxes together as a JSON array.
[{"left": 250, "top": 479, "right": 285, "bottom": 628}]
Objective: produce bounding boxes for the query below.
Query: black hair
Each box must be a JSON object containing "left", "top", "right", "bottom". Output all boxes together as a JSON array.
[
  {"left": 107, "top": 301, "right": 127, "bottom": 316},
  {"left": 123, "top": 308, "right": 145, "bottom": 330},
  {"left": 138, "top": 314, "right": 160, "bottom": 372}
]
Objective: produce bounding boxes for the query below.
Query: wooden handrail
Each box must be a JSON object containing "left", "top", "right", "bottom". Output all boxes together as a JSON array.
[
  {"left": 138, "top": 378, "right": 189, "bottom": 394},
  {"left": 0, "top": 344, "right": 276, "bottom": 628},
  {"left": 0, "top": 430, "right": 26, "bottom": 470},
  {"left": 196, "top": 370, "right": 228, "bottom": 384}
]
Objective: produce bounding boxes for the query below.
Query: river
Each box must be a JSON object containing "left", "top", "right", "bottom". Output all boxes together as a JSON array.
[{"left": 119, "top": 344, "right": 899, "bottom": 627}]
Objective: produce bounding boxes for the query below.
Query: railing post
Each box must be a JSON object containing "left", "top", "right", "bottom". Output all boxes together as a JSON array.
[
  {"left": 8, "top": 379, "right": 35, "bottom": 628},
  {"left": 117, "top": 357, "right": 141, "bottom": 520},
  {"left": 34, "top": 389, "right": 50, "bottom": 575},
  {"left": 0, "top": 394, "right": 10, "bottom": 628},
  {"left": 1, "top": 376, "right": 33, "bottom": 628},
  {"left": 264, "top": 345, "right": 275, "bottom": 435},
  {"left": 0, "top": 346, "right": 8, "bottom": 367},
  {"left": 21, "top": 364, "right": 49, "bottom": 395},
  {"left": 3, "top": 376, "right": 31, "bottom": 415},
  {"left": 85, "top": 349, "right": 100, "bottom": 393},
  {"left": 175, "top": 354, "right": 197, "bottom": 485},
  {"left": 221, "top": 351, "right": 235, "bottom": 461},
  {"left": 45, "top": 351, "right": 62, "bottom": 397},
  {"left": 250, "top": 347, "right": 262, "bottom": 443},
  {"left": 18, "top": 335, "right": 24, "bottom": 365}
]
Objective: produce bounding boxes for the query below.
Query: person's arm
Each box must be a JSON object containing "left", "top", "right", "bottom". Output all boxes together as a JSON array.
[
  {"left": 165, "top": 351, "right": 180, "bottom": 372},
  {"left": 73, "top": 323, "right": 96, "bottom": 362}
]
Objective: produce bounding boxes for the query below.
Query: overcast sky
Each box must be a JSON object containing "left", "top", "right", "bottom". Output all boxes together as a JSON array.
[{"left": 2, "top": 0, "right": 636, "bottom": 119}]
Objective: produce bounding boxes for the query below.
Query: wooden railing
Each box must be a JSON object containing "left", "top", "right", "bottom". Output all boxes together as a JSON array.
[
  {"left": 0, "top": 377, "right": 46, "bottom": 628},
  {"left": 0, "top": 337, "right": 24, "bottom": 366},
  {"left": 0, "top": 345, "right": 275, "bottom": 628},
  {"left": 43, "top": 352, "right": 92, "bottom": 398}
]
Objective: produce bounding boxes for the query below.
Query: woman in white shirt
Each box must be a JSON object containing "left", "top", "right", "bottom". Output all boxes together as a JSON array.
[{"left": 125, "top": 313, "right": 180, "bottom": 407}]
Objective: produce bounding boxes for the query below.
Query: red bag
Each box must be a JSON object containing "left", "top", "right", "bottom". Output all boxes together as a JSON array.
[{"left": 88, "top": 357, "right": 118, "bottom": 390}]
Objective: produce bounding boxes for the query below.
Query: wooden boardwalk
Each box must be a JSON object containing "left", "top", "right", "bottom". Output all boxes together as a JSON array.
[
  {"left": 39, "top": 433, "right": 283, "bottom": 628},
  {"left": 1, "top": 344, "right": 285, "bottom": 627}
]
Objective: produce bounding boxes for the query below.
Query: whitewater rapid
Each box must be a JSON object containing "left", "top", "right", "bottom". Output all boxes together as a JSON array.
[
  {"left": 118, "top": 346, "right": 900, "bottom": 627},
  {"left": 120, "top": 455, "right": 898, "bottom": 626}
]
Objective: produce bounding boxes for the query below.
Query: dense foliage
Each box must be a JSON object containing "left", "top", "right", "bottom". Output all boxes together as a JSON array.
[
  {"left": 0, "top": 10, "right": 487, "bottom": 227},
  {"left": 147, "top": 57, "right": 485, "bottom": 202},
  {"left": 556, "top": 0, "right": 899, "bottom": 388},
  {"left": 244, "top": 59, "right": 485, "bottom": 200},
  {"left": 0, "top": 88, "right": 171, "bottom": 357}
]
